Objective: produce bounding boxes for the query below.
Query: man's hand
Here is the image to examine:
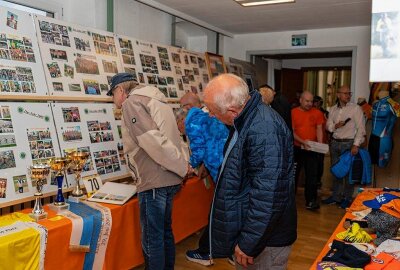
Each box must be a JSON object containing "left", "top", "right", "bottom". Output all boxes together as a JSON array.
[
  {"left": 182, "top": 164, "right": 195, "bottom": 186},
  {"left": 234, "top": 245, "right": 254, "bottom": 268},
  {"left": 351, "top": 145, "right": 359, "bottom": 156},
  {"left": 198, "top": 163, "right": 210, "bottom": 179},
  {"left": 302, "top": 141, "right": 311, "bottom": 150}
]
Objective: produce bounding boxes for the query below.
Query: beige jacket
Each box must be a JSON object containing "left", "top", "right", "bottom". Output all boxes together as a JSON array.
[{"left": 121, "top": 86, "right": 188, "bottom": 193}]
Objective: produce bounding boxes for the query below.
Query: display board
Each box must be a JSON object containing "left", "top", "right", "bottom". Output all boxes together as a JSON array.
[
  {"left": 0, "top": 102, "right": 62, "bottom": 204},
  {"left": 0, "top": 7, "right": 48, "bottom": 96},
  {"left": 34, "top": 15, "right": 123, "bottom": 97},
  {"left": 51, "top": 103, "right": 126, "bottom": 187}
]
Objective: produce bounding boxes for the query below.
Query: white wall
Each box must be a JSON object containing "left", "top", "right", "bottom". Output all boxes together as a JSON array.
[
  {"left": 114, "top": 0, "right": 172, "bottom": 44},
  {"left": 223, "top": 26, "right": 371, "bottom": 100},
  {"left": 187, "top": 36, "right": 208, "bottom": 53},
  {"left": 282, "top": 57, "right": 352, "bottom": 69}
]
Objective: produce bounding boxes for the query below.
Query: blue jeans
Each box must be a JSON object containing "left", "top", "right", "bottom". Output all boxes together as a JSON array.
[{"left": 138, "top": 184, "right": 181, "bottom": 270}]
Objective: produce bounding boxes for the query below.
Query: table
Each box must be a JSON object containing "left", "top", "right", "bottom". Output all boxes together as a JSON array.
[
  {"left": 24, "top": 177, "right": 213, "bottom": 270},
  {"left": 310, "top": 189, "right": 400, "bottom": 269}
]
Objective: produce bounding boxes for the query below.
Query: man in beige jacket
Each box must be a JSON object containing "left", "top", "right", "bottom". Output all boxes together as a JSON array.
[{"left": 108, "top": 73, "right": 192, "bottom": 270}]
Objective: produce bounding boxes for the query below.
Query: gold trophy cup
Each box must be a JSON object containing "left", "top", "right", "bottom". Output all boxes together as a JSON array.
[
  {"left": 28, "top": 163, "right": 51, "bottom": 221},
  {"left": 66, "top": 150, "right": 90, "bottom": 201},
  {"left": 48, "top": 157, "right": 71, "bottom": 213}
]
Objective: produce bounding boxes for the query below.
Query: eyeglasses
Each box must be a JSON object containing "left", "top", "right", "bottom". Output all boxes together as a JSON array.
[{"left": 338, "top": 92, "right": 352, "bottom": 96}]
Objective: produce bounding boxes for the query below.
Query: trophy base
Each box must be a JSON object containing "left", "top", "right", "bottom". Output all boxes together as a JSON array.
[
  {"left": 68, "top": 195, "right": 87, "bottom": 203},
  {"left": 48, "top": 203, "right": 70, "bottom": 214},
  {"left": 29, "top": 212, "right": 48, "bottom": 222}
]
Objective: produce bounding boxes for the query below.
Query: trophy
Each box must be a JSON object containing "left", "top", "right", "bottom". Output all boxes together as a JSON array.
[
  {"left": 28, "top": 163, "right": 51, "bottom": 221},
  {"left": 48, "top": 157, "right": 71, "bottom": 213},
  {"left": 66, "top": 150, "right": 90, "bottom": 202}
]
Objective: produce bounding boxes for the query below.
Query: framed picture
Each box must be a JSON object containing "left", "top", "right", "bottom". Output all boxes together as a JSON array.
[
  {"left": 244, "top": 74, "right": 254, "bottom": 91},
  {"left": 205, "top": 52, "right": 227, "bottom": 79}
]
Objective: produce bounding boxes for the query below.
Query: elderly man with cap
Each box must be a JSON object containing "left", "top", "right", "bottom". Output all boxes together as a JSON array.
[{"left": 107, "top": 73, "right": 193, "bottom": 270}]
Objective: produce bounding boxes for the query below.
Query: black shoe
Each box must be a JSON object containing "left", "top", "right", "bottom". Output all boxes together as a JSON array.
[{"left": 306, "top": 201, "right": 320, "bottom": 210}]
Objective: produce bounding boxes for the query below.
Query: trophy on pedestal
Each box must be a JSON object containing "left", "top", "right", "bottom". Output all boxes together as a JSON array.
[
  {"left": 28, "top": 163, "right": 51, "bottom": 221},
  {"left": 66, "top": 149, "right": 90, "bottom": 202},
  {"left": 48, "top": 157, "right": 71, "bottom": 213}
]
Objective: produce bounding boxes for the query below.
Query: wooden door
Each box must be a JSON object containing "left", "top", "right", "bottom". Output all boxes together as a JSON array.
[{"left": 280, "top": 68, "right": 303, "bottom": 102}]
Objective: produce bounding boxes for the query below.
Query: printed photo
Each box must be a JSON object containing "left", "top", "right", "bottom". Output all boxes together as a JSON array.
[
  {"left": 168, "top": 87, "right": 178, "bottom": 98},
  {"left": 92, "top": 33, "right": 117, "bottom": 56},
  {"left": 83, "top": 79, "right": 100, "bottom": 95},
  {"left": 190, "top": 56, "right": 198, "bottom": 64},
  {"left": 6, "top": 11, "right": 18, "bottom": 30},
  {"left": 92, "top": 192, "right": 107, "bottom": 199},
  {"left": 47, "top": 62, "right": 62, "bottom": 78},
  {"left": 0, "top": 119, "right": 13, "bottom": 133},
  {"left": 0, "top": 150, "right": 16, "bottom": 170},
  {"left": 113, "top": 108, "right": 122, "bottom": 120},
  {"left": 62, "top": 107, "right": 81, "bottom": 122},
  {"left": 62, "top": 126, "right": 82, "bottom": 142},
  {"left": 0, "top": 134, "right": 16, "bottom": 148},
  {"left": 13, "top": 174, "right": 28, "bottom": 194},
  {"left": 64, "top": 64, "right": 74, "bottom": 78},
  {"left": 75, "top": 54, "right": 99, "bottom": 74},
  {"left": 171, "top": 53, "right": 181, "bottom": 64},
  {"left": 198, "top": 57, "right": 206, "bottom": 68},
  {"left": 138, "top": 72, "right": 144, "bottom": 84},
  {"left": 74, "top": 37, "right": 91, "bottom": 52},
  {"left": 159, "top": 86, "right": 168, "bottom": 98},
  {"left": 0, "top": 178, "right": 6, "bottom": 198},
  {"left": 50, "top": 49, "right": 68, "bottom": 61},
  {"left": 175, "top": 66, "right": 182, "bottom": 75},
  {"left": 100, "top": 84, "right": 109, "bottom": 92},
  {"left": 53, "top": 82, "right": 63, "bottom": 91},
  {"left": 1, "top": 106, "right": 11, "bottom": 119},
  {"left": 139, "top": 54, "right": 159, "bottom": 74},
  {"left": 68, "top": 84, "right": 81, "bottom": 92},
  {"left": 102, "top": 60, "right": 118, "bottom": 73}
]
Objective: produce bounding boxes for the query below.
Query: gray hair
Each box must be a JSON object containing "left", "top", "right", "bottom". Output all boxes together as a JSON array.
[
  {"left": 175, "top": 108, "right": 187, "bottom": 122},
  {"left": 208, "top": 74, "right": 249, "bottom": 114}
]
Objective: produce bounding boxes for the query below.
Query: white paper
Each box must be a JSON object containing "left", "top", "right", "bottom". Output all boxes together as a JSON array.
[{"left": 303, "top": 141, "right": 329, "bottom": 154}]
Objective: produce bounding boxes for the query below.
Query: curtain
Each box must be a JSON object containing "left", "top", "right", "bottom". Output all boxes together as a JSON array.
[{"left": 303, "top": 69, "right": 351, "bottom": 109}]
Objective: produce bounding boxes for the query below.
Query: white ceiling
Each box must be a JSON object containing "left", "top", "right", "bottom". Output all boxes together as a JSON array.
[{"left": 149, "top": 0, "right": 372, "bottom": 34}]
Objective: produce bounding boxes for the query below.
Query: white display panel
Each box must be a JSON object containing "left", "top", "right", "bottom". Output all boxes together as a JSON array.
[
  {"left": 34, "top": 15, "right": 123, "bottom": 97},
  {"left": 0, "top": 7, "right": 48, "bottom": 96},
  {"left": 0, "top": 102, "right": 61, "bottom": 204},
  {"left": 51, "top": 103, "right": 126, "bottom": 186},
  {"left": 370, "top": 0, "right": 400, "bottom": 82},
  {"left": 116, "top": 35, "right": 183, "bottom": 99},
  {"left": 180, "top": 49, "right": 209, "bottom": 98}
]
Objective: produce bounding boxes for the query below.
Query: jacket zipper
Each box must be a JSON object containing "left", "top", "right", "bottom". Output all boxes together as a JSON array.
[{"left": 209, "top": 128, "right": 238, "bottom": 261}]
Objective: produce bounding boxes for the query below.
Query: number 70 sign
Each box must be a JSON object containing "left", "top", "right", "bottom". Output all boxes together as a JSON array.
[{"left": 82, "top": 174, "right": 103, "bottom": 196}]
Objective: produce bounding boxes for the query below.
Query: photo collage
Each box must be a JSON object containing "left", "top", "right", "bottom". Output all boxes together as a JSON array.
[
  {"left": 92, "top": 32, "right": 117, "bottom": 57},
  {"left": 27, "top": 128, "right": 55, "bottom": 164},
  {"left": 93, "top": 149, "right": 121, "bottom": 175},
  {"left": 87, "top": 120, "right": 114, "bottom": 144},
  {"left": 119, "top": 38, "right": 136, "bottom": 65},
  {"left": 0, "top": 33, "right": 36, "bottom": 62},
  {"left": 38, "top": 20, "right": 70, "bottom": 47},
  {"left": 0, "top": 105, "right": 16, "bottom": 149},
  {"left": 157, "top": 46, "right": 171, "bottom": 71},
  {"left": 0, "top": 66, "right": 36, "bottom": 93}
]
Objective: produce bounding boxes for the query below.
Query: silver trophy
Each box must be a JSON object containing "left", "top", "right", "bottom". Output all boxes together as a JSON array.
[
  {"left": 28, "top": 163, "right": 51, "bottom": 221},
  {"left": 66, "top": 150, "right": 90, "bottom": 199}
]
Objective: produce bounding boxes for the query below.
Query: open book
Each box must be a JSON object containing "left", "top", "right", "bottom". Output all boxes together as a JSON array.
[{"left": 88, "top": 182, "right": 137, "bottom": 205}]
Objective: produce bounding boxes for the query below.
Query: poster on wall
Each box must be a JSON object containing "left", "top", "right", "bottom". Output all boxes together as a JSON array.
[
  {"left": 51, "top": 103, "right": 126, "bottom": 186},
  {"left": 0, "top": 102, "right": 61, "bottom": 205},
  {"left": 34, "top": 15, "right": 123, "bottom": 97},
  {"left": 0, "top": 7, "right": 48, "bottom": 96},
  {"left": 370, "top": 0, "right": 400, "bottom": 82}
]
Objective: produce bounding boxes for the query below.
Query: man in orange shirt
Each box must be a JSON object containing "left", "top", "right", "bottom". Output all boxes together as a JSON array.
[{"left": 292, "top": 91, "right": 324, "bottom": 210}]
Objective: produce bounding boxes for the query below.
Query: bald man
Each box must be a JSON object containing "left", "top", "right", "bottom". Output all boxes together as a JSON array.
[
  {"left": 291, "top": 91, "right": 324, "bottom": 210},
  {"left": 204, "top": 74, "right": 296, "bottom": 270},
  {"left": 180, "top": 92, "right": 202, "bottom": 111}
]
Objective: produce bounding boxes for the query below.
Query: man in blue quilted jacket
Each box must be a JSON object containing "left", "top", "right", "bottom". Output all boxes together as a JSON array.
[{"left": 204, "top": 74, "right": 297, "bottom": 270}]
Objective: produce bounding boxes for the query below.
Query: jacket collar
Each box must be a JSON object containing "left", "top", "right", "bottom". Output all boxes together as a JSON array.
[{"left": 233, "top": 90, "right": 261, "bottom": 131}]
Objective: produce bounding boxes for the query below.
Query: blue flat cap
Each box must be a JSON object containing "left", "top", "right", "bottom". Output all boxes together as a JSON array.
[{"left": 107, "top": 73, "right": 137, "bottom": 96}]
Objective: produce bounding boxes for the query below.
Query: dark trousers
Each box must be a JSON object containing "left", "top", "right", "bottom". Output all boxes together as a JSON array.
[
  {"left": 294, "top": 146, "right": 319, "bottom": 204},
  {"left": 197, "top": 224, "right": 210, "bottom": 254},
  {"left": 317, "top": 153, "right": 325, "bottom": 185}
]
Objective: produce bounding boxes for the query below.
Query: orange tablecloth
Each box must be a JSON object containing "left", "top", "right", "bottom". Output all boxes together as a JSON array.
[
  {"left": 310, "top": 189, "right": 400, "bottom": 269},
  {"left": 25, "top": 177, "right": 213, "bottom": 270}
]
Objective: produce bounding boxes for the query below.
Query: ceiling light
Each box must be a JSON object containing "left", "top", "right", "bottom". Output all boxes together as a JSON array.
[{"left": 234, "top": 0, "right": 295, "bottom": 7}]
